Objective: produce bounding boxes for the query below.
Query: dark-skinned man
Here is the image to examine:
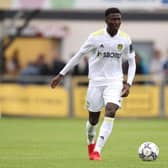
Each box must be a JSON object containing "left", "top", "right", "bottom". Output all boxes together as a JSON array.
[{"left": 50, "top": 8, "right": 136, "bottom": 161}]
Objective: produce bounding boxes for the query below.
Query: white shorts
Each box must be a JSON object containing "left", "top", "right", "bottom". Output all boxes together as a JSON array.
[{"left": 86, "top": 82, "right": 123, "bottom": 112}]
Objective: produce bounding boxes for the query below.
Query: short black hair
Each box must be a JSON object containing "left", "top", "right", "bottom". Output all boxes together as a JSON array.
[{"left": 105, "top": 8, "right": 121, "bottom": 17}]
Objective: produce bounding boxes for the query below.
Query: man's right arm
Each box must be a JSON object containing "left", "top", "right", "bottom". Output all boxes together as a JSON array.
[
  {"left": 50, "top": 35, "right": 95, "bottom": 88},
  {"left": 60, "top": 35, "right": 95, "bottom": 76},
  {"left": 50, "top": 74, "right": 64, "bottom": 88}
]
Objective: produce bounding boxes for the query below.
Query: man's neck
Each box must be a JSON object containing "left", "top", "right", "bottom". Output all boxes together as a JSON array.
[{"left": 107, "top": 27, "right": 118, "bottom": 37}]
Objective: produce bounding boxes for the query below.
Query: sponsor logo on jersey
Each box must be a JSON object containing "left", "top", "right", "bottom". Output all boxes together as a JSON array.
[
  {"left": 97, "top": 44, "right": 122, "bottom": 58},
  {"left": 103, "top": 52, "right": 121, "bottom": 58}
]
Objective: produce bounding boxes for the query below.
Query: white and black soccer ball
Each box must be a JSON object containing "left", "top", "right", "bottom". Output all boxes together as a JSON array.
[{"left": 138, "top": 142, "right": 159, "bottom": 161}]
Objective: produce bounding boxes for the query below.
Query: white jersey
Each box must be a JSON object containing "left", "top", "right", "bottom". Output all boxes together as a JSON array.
[{"left": 60, "top": 28, "right": 136, "bottom": 86}]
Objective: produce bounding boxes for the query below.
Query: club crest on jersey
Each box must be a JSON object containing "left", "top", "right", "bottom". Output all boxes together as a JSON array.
[{"left": 117, "top": 44, "right": 123, "bottom": 51}]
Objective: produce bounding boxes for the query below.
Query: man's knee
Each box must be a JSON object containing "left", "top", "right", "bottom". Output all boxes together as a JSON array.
[
  {"left": 89, "top": 112, "right": 100, "bottom": 125},
  {"left": 89, "top": 118, "right": 99, "bottom": 125},
  {"left": 105, "top": 103, "right": 119, "bottom": 118}
]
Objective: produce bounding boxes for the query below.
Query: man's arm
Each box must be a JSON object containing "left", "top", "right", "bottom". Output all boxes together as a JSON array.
[
  {"left": 50, "top": 35, "right": 95, "bottom": 88},
  {"left": 127, "top": 55, "right": 136, "bottom": 86},
  {"left": 50, "top": 74, "right": 64, "bottom": 88},
  {"left": 121, "top": 42, "right": 136, "bottom": 97},
  {"left": 121, "top": 56, "right": 136, "bottom": 97}
]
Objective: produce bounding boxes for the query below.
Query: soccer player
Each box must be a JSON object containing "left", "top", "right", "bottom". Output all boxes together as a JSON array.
[{"left": 50, "top": 8, "right": 136, "bottom": 161}]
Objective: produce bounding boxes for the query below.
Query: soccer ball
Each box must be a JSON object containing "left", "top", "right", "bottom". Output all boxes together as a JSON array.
[{"left": 138, "top": 142, "right": 159, "bottom": 161}]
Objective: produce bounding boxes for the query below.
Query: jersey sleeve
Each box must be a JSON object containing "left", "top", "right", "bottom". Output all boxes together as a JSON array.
[
  {"left": 123, "top": 37, "right": 135, "bottom": 59},
  {"left": 124, "top": 38, "right": 136, "bottom": 86},
  {"left": 127, "top": 55, "right": 136, "bottom": 85},
  {"left": 60, "top": 35, "right": 95, "bottom": 76}
]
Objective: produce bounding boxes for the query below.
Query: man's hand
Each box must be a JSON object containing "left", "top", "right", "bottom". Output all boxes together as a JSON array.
[
  {"left": 50, "top": 74, "right": 64, "bottom": 89},
  {"left": 121, "top": 82, "right": 130, "bottom": 97}
]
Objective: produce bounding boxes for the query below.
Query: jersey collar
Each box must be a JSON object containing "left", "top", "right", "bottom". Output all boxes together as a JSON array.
[{"left": 104, "top": 27, "right": 120, "bottom": 38}]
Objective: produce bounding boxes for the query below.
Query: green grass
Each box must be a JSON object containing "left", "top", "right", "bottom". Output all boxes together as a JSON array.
[{"left": 0, "top": 118, "right": 167, "bottom": 168}]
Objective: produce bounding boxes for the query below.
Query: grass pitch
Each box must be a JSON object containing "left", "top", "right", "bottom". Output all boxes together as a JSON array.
[{"left": 0, "top": 118, "right": 167, "bottom": 168}]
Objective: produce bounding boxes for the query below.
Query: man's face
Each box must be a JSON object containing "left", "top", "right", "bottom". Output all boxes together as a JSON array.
[{"left": 105, "top": 13, "right": 121, "bottom": 32}]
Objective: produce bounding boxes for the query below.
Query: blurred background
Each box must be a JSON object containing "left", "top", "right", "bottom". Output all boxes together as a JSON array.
[{"left": 0, "top": 0, "right": 168, "bottom": 119}]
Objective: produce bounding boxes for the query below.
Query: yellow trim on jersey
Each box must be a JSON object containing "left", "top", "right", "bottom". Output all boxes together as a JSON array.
[
  {"left": 92, "top": 29, "right": 104, "bottom": 37},
  {"left": 119, "top": 31, "right": 130, "bottom": 40}
]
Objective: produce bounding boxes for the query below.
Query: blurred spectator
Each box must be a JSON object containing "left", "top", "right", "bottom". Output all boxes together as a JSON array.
[
  {"left": 163, "top": 59, "right": 168, "bottom": 83},
  {"left": 6, "top": 49, "right": 21, "bottom": 75},
  {"left": 19, "top": 61, "right": 40, "bottom": 84},
  {"left": 35, "top": 53, "right": 50, "bottom": 75},
  {"left": 72, "top": 56, "right": 88, "bottom": 76},
  {"left": 20, "top": 61, "right": 40, "bottom": 76},
  {"left": 122, "top": 53, "right": 148, "bottom": 85},
  {"left": 150, "top": 49, "right": 165, "bottom": 84},
  {"left": 122, "top": 52, "right": 148, "bottom": 75},
  {"left": 135, "top": 53, "right": 148, "bottom": 75},
  {"left": 1, "top": 55, "right": 6, "bottom": 74},
  {"left": 50, "top": 54, "right": 66, "bottom": 75},
  {"left": 19, "top": 54, "right": 51, "bottom": 84}
]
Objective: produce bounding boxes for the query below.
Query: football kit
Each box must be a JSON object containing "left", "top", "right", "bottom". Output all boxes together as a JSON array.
[{"left": 60, "top": 28, "right": 136, "bottom": 111}]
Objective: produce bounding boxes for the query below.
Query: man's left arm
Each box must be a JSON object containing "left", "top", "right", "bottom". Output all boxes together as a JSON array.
[
  {"left": 121, "top": 43, "right": 136, "bottom": 97},
  {"left": 127, "top": 54, "right": 136, "bottom": 86}
]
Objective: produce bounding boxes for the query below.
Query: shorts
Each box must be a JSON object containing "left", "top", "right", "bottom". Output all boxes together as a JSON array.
[{"left": 86, "top": 82, "right": 123, "bottom": 112}]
